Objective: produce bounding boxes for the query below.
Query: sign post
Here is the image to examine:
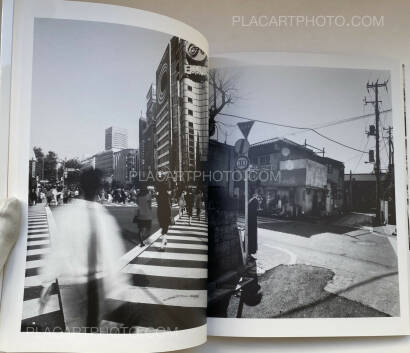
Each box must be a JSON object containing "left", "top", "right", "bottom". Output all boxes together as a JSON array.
[{"left": 236, "top": 121, "right": 254, "bottom": 262}]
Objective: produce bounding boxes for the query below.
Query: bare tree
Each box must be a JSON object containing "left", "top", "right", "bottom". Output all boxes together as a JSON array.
[{"left": 209, "top": 68, "right": 239, "bottom": 137}]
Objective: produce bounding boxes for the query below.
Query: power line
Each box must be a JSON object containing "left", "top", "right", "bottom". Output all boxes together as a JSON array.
[{"left": 218, "top": 112, "right": 371, "bottom": 153}]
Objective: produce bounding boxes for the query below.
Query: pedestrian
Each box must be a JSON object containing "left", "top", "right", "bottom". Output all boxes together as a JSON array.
[
  {"left": 156, "top": 183, "right": 171, "bottom": 250},
  {"left": 178, "top": 189, "right": 186, "bottom": 218},
  {"left": 194, "top": 189, "right": 202, "bottom": 221},
  {"left": 134, "top": 185, "right": 152, "bottom": 247},
  {"left": 39, "top": 169, "right": 130, "bottom": 332},
  {"left": 185, "top": 188, "right": 194, "bottom": 226}
]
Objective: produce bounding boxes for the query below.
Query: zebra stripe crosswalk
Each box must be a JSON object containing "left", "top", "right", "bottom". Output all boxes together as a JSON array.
[
  {"left": 21, "top": 205, "right": 65, "bottom": 332},
  {"left": 104, "top": 212, "right": 208, "bottom": 330}
]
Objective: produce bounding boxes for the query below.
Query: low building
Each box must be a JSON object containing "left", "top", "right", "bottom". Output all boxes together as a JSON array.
[
  {"left": 248, "top": 138, "right": 345, "bottom": 217},
  {"left": 344, "top": 172, "right": 388, "bottom": 213}
]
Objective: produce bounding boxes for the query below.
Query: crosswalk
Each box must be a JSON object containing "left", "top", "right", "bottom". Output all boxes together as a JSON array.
[
  {"left": 103, "top": 212, "right": 208, "bottom": 331},
  {"left": 21, "top": 205, "right": 207, "bottom": 332},
  {"left": 21, "top": 205, "right": 65, "bottom": 332}
]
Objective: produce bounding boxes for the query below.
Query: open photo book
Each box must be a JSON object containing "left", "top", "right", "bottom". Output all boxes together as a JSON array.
[{"left": 0, "top": 1, "right": 409, "bottom": 352}]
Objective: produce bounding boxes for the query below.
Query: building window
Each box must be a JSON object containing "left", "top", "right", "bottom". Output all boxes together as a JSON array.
[
  {"left": 328, "top": 164, "right": 333, "bottom": 173},
  {"left": 188, "top": 109, "right": 193, "bottom": 116},
  {"left": 188, "top": 97, "right": 193, "bottom": 103},
  {"left": 259, "top": 155, "right": 270, "bottom": 165},
  {"left": 189, "top": 122, "right": 193, "bottom": 127},
  {"left": 187, "top": 85, "right": 192, "bottom": 91}
]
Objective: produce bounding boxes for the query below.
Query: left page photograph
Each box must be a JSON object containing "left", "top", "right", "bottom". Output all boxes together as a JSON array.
[{"left": 0, "top": 1, "right": 208, "bottom": 352}]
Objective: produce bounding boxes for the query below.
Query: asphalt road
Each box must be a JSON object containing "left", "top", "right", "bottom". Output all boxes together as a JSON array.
[{"left": 230, "top": 216, "right": 399, "bottom": 318}]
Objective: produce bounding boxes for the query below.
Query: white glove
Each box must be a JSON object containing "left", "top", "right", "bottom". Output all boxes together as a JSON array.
[{"left": 0, "top": 198, "right": 22, "bottom": 270}]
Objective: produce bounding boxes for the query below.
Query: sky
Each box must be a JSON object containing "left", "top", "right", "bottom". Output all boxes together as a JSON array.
[
  {"left": 211, "top": 63, "right": 393, "bottom": 174},
  {"left": 30, "top": 19, "right": 171, "bottom": 160}
]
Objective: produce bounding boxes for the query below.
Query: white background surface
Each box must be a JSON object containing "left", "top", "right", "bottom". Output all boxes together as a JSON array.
[{"left": 2, "top": 0, "right": 410, "bottom": 352}]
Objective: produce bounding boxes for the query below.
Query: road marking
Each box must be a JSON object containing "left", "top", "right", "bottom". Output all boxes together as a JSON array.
[
  {"left": 27, "top": 239, "right": 50, "bottom": 247},
  {"left": 28, "top": 233, "right": 49, "bottom": 239},
  {"left": 27, "top": 248, "right": 50, "bottom": 256},
  {"left": 165, "top": 235, "right": 207, "bottom": 243},
  {"left": 22, "top": 294, "right": 61, "bottom": 320},
  {"left": 151, "top": 242, "right": 208, "bottom": 251},
  {"left": 123, "top": 264, "right": 208, "bottom": 279},
  {"left": 26, "top": 260, "right": 45, "bottom": 269},
  {"left": 263, "top": 244, "right": 297, "bottom": 265},
  {"left": 139, "top": 251, "right": 207, "bottom": 262},
  {"left": 168, "top": 230, "right": 207, "bottom": 236}
]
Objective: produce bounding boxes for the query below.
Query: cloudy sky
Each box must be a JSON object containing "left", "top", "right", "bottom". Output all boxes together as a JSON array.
[
  {"left": 211, "top": 63, "right": 393, "bottom": 174},
  {"left": 30, "top": 18, "right": 171, "bottom": 160}
]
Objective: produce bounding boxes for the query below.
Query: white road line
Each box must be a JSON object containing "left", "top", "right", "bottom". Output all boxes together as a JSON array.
[
  {"left": 108, "top": 286, "right": 207, "bottom": 308},
  {"left": 26, "top": 260, "right": 45, "bottom": 269},
  {"left": 27, "top": 239, "right": 50, "bottom": 247},
  {"left": 123, "top": 264, "right": 208, "bottom": 279},
  {"left": 264, "top": 244, "right": 297, "bottom": 265},
  {"left": 139, "top": 251, "right": 207, "bottom": 262},
  {"left": 151, "top": 242, "right": 208, "bottom": 251},
  {"left": 28, "top": 233, "right": 49, "bottom": 239},
  {"left": 28, "top": 225, "right": 48, "bottom": 229},
  {"left": 168, "top": 230, "right": 207, "bottom": 236},
  {"left": 25, "top": 275, "right": 43, "bottom": 287},
  {"left": 27, "top": 248, "right": 50, "bottom": 256},
  {"left": 166, "top": 235, "right": 207, "bottom": 242},
  {"left": 22, "top": 294, "right": 60, "bottom": 320}
]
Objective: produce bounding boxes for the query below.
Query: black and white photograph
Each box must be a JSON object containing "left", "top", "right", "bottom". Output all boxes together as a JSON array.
[
  {"left": 22, "top": 18, "right": 208, "bottom": 334},
  {"left": 207, "top": 60, "right": 402, "bottom": 321}
]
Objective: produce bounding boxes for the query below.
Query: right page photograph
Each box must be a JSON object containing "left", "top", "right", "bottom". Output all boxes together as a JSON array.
[{"left": 206, "top": 52, "right": 410, "bottom": 337}]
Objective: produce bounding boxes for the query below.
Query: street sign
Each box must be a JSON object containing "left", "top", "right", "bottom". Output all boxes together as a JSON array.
[
  {"left": 236, "top": 155, "right": 250, "bottom": 170},
  {"left": 234, "top": 138, "right": 250, "bottom": 155},
  {"left": 237, "top": 121, "right": 254, "bottom": 139}
]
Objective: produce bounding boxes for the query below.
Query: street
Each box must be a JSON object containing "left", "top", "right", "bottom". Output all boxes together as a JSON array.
[
  {"left": 21, "top": 204, "right": 207, "bottom": 333},
  {"left": 228, "top": 215, "right": 398, "bottom": 318}
]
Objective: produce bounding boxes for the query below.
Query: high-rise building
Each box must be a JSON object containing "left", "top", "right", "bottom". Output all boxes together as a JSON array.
[
  {"left": 105, "top": 126, "right": 128, "bottom": 151},
  {"left": 153, "top": 37, "right": 208, "bottom": 174}
]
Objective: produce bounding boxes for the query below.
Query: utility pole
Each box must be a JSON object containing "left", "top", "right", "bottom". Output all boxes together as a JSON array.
[{"left": 364, "top": 79, "right": 388, "bottom": 226}]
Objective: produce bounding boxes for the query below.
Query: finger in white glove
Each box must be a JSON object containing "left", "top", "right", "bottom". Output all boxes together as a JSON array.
[{"left": 0, "top": 198, "right": 22, "bottom": 270}]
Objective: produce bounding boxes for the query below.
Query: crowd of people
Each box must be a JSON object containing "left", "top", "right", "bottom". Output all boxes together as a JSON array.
[{"left": 29, "top": 176, "right": 206, "bottom": 252}]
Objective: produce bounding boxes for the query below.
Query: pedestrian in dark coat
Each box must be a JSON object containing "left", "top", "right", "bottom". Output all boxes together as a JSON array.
[{"left": 157, "top": 183, "right": 171, "bottom": 249}]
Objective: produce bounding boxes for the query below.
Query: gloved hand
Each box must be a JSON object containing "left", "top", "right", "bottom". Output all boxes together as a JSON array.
[{"left": 0, "top": 198, "right": 22, "bottom": 270}]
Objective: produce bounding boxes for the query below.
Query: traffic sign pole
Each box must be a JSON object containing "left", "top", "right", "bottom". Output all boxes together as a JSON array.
[{"left": 244, "top": 156, "right": 249, "bottom": 261}]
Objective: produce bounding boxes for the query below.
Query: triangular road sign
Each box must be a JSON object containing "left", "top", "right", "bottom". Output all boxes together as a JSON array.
[{"left": 237, "top": 121, "right": 254, "bottom": 139}]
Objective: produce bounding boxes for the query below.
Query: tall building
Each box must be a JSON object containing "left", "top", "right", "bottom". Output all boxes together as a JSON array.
[
  {"left": 153, "top": 37, "right": 208, "bottom": 174},
  {"left": 113, "top": 148, "right": 139, "bottom": 185},
  {"left": 105, "top": 126, "right": 128, "bottom": 151}
]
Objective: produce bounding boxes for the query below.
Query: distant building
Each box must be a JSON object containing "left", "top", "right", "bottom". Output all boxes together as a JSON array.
[
  {"left": 80, "top": 155, "right": 96, "bottom": 170},
  {"left": 95, "top": 150, "right": 114, "bottom": 179},
  {"left": 243, "top": 138, "right": 345, "bottom": 217},
  {"left": 113, "top": 148, "right": 139, "bottom": 185},
  {"left": 105, "top": 126, "right": 128, "bottom": 151},
  {"left": 153, "top": 37, "right": 208, "bottom": 174}
]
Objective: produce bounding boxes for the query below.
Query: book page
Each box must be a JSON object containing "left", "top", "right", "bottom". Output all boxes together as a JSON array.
[
  {"left": 0, "top": 0, "right": 208, "bottom": 352},
  {"left": 206, "top": 52, "right": 410, "bottom": 337}
]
